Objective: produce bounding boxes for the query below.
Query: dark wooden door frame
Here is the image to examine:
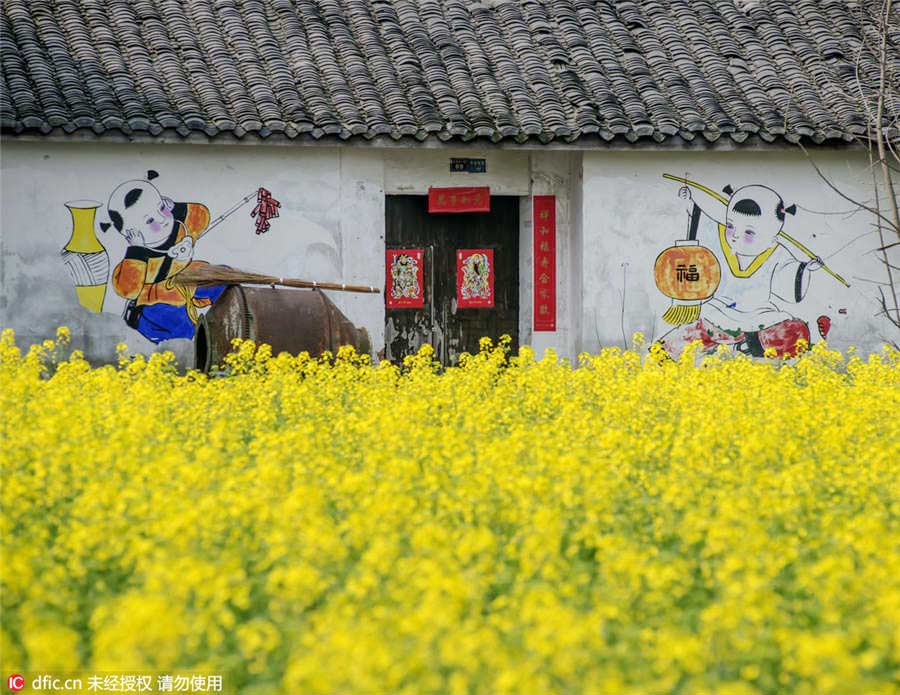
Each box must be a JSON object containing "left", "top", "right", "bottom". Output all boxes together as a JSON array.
[{"left": 384, "top": 195, "right": 520, "bottom": 365}]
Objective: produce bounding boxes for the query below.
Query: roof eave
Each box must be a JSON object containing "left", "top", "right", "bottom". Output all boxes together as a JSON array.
[{"left": 0, "top": 127, "right": 868, "bottom": 152}]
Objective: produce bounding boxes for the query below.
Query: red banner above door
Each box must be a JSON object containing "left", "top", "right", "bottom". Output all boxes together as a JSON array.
[
  {"left": 428, "top": 186, "right": 490, "bottom": 213},
  {"left": 385, "top": 248, "right": 425, "bottom": 309}
]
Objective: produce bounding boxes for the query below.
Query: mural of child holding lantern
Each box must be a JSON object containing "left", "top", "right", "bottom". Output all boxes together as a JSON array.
[{"left": 655, "top": 174, "right": 848, "bottom": 358}]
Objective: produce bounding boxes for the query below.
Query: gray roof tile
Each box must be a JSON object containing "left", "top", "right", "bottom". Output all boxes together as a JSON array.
[{"left": 1, "top": 0, "right": 896, "bottom": 144}]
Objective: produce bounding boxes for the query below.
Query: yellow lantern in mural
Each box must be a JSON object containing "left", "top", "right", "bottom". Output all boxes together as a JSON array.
[
  {"left": 61, "top": 200, "right": 109, "bottom": 313},
  {"left": 654, "top": 240, "right": 720, "bottom": 325}
]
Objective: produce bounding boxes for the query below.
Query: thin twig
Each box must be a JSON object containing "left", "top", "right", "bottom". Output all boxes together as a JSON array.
[
  {"left": 877, "top": 258, "right": 900, "bottom": 272},
  {"left": 824, "top": 229, "right": 879, "bottom": 259},
  {"left": 798, "top": 142, "right": 899, "bottom": 231}
]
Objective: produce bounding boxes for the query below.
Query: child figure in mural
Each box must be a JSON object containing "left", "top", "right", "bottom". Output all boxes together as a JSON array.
[
  {"left": 101, "top": 171, "right": 225, "bottom": 343},
  {"left": 661, "top": 181, "right": 825, "bottom": 357}
]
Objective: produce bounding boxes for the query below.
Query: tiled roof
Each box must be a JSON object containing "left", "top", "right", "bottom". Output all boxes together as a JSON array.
[{"left": 2, "top": 0, "right": 897, "bottom": 145}]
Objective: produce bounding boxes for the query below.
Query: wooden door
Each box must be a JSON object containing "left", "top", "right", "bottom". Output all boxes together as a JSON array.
[{"left": 385, "top": 195, "right": 519, "bottom": 365}]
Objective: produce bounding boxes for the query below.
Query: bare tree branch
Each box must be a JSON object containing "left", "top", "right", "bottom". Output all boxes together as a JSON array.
[
  {"left": 802, "top": 0, "right": 900, "bottom": 335},
  {"left": 874, "top": 0, "right": 900, "bottom": 236},
  {"left": 875, "top": 256, "right": 900, "bottom": 272},
  {"left": 798, "top": 142, "right": 900, "bottom": 232}
]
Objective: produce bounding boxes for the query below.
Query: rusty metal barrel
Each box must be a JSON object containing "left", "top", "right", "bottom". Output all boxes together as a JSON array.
[{"left": 195, "top": 285, "right": 371, "bottom": 372}]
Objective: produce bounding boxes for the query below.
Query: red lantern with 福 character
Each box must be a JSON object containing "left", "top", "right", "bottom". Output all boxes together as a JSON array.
[{"left": 654, "top": 205, "right": 721, "bottom": 325}]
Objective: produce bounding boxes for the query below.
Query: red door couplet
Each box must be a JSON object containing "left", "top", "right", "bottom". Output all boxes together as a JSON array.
[{"left": 533, "top": 195, "right": 556, "bottom": 331}]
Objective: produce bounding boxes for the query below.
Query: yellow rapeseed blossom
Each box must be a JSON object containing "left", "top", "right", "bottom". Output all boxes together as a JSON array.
[{"left": 1, "top": 327, "right": 899, "bottom": 695}]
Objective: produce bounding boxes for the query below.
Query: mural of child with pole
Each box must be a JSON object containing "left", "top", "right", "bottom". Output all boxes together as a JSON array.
[
  {"left": 655, "top": 173, "right": 849, "bottom": 358},
  {"left": 67, "top": 171, "right": 281, "bottom": 344}
]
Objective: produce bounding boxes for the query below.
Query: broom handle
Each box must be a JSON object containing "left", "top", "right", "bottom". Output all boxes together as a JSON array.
[
  {"left": 268, "top": 278, "right": 380, "bottom": 293},
  {"left": 174, "top": 275, "right": 380, "bottom": 294}
]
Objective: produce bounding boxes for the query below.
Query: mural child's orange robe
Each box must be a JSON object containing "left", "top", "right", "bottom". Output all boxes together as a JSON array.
[{"left": 113, "top": 202, "right": 224, "bottom": 343}]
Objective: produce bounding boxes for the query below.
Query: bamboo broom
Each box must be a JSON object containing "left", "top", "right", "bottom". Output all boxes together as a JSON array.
[{"left": 170, "top": 264, "right": 381, "bottom": 294}]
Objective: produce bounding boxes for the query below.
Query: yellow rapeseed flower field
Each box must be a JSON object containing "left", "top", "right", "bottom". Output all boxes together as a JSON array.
[{"left": 1, "top": 327, "right": 899, "bottom": 695}]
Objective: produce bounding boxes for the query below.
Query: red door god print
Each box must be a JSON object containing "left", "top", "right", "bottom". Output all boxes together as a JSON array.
[
  {"left": 386, "top": 249, "right": 425, "bottom": 309},
  {"left": 457, "top": 249, "right": 494, "bottom": 308}
]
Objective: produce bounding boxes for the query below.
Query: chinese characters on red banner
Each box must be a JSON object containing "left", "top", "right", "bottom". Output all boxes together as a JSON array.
[
  {"left": 428, "top": 187, "right": 491, "bottom": 213},
  {"left": 457, "top": 249, "right": 494, "bottom": 308},
  {"left": 533, "top": 195, "right": 556, "bottom": 331},
  {"left": 385, "top": 249, "right": 425, "bottom": 309}
]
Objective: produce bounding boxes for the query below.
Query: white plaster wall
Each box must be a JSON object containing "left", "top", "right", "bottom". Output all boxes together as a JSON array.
[
  {"left": 334, "top": 148, "right": 386, "bottom": 354},
  {"left": 569, "top": 154, "right": 584, "bottom": 357},
  {"left": 580, "top": 150, "right": 899, "bottom": 355},
  {"left": 0, "top": 141, "right": 386, "bottom": 364},
  {"left": 383, "top": 148, "right": 530, "bottom": 195},
  {"left": 519, "top": 151, "right": 580, "bottom": 362},
  {"left": 0, "top": 141, "right": 579, "bottom": 365},
  {"left": 12, "top": 140, "right": 885, "bottom": 365}
]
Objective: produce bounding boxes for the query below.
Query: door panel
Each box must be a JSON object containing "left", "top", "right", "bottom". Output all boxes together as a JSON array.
[{"left": 385, "top": 195, "right": 519, "bottom": 365}]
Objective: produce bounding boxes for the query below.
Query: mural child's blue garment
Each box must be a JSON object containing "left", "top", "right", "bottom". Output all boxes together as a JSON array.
[{"left": 137, "top": 285, "right": 225, "bottom": 343}]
